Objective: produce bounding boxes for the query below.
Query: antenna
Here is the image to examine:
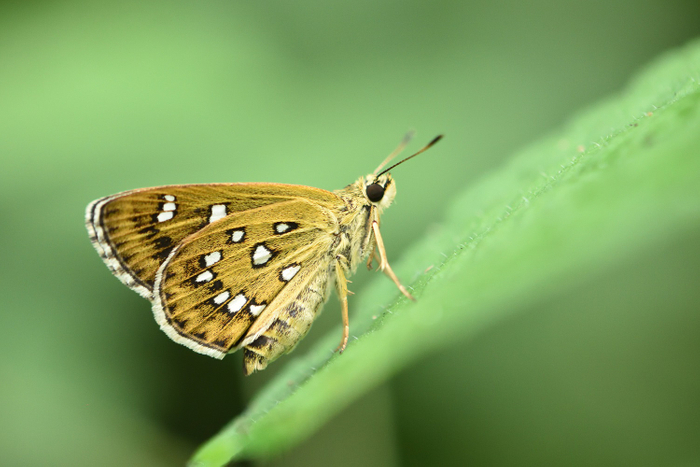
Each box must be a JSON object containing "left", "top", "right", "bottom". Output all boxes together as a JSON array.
[
  {"left": 377, "top": 134, "right": 443, "bottom": 176},
  {"left": 373, "top": 131, "right": 415, "bottom": 175}
]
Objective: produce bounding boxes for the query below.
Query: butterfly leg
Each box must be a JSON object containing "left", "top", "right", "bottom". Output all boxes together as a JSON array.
[
  {"left": 334, "top": 258, "right": 350, "bottom": 353},
  {"left": 371, "top": 221, "right": 415, "bottom": 301},
  {"left": 366, "top": 248, "right": 380, "bottom": 270}
]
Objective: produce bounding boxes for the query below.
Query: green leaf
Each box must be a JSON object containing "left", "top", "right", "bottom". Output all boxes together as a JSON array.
[{"left": 190, "top": 39, "right": 700, "bottom": 466}]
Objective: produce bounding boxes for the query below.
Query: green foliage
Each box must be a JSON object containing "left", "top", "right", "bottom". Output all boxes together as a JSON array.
[{"left": 191, "top": 40, "right": 700, "bottom": 466}]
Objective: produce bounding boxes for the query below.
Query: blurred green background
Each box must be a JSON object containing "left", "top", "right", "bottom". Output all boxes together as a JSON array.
[{"left": 1, "top": 1, "right": 699, "bottom": 466}]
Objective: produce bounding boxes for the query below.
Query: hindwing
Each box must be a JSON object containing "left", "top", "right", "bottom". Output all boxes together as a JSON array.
[{"left": 151, "top": 198, "right": 339, "bottom": 358}]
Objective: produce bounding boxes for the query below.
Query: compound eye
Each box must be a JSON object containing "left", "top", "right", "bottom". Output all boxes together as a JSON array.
[{"left": 366, "top": 183, "right": 385, "bottom": 202}]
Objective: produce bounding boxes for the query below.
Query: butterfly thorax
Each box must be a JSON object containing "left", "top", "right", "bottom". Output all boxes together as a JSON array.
[{"left": 332, "top": 173, "right": 396, "bottom": 274}]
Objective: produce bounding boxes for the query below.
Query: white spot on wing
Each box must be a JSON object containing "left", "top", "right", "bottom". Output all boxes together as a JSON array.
[
  {"left": 281, "top": 264, "right": 301, "bottom": 282},
  {"left": 231, "top": 230, "right": 245, "bottom": 243},
  {"left": 195, "top": 270, "right": 213, "bottom": 283},
  {"left": 249, "top": 304, "right": 266, "bottom": 317},
  {"left": 227, "top": 293, "right": 247, "bottom": 313},
  {"left": 275, "top": 223, "right": 290, "bottom": 233},
  {"left": 157, "top": 211, "right": 174, "bottom": 222},
  {"left": 252, "top": 244, "right": 272, "bottom": 265},
  {"left": 204, "top": 251, "right": 221, "bottom": 266},
  {"left": 157, "top": 195, "right": 177, "bottom": 222},
  {"left": 209, "top": 204, "right": 227, "bottom": 223},
  {"left": 213, "top": 290, "right": 230, "bottom": 305}
]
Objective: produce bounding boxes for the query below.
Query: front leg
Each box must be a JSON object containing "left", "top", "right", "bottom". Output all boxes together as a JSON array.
[
  {"left": 371, "top": 221, "right": 415, "bottom": 301},
  {"left": 334, "top": 256, "right": 351, "bottom": 353},
  {"left": 366, "top": 211, "right": 381, "bottom": 270}
]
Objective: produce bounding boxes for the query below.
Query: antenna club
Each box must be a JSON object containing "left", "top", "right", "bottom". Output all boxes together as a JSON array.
[{"left": 430, "top": 135, "right": 444, "bottom": 145}]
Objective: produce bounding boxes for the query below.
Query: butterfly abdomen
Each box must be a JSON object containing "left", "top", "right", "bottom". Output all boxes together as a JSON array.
[{"left": 242, "top": 265, "right": 332, "bottom": 375}]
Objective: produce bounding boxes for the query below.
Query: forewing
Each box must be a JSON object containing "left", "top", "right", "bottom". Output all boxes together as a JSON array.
[
  {"left": 86, "top": 183, "right": 339, "bottom": 298},
  {"left": 152, "top": 198, "right": 338, "bottom": 358}
]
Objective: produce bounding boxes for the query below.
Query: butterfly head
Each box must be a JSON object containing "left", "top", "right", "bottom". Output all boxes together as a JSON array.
[
  {"left": 365, "top": 134, "right": 442, "bottom": 212},
  {"left": 342, "top": 134, "right": 442, "bottom": 212},
  {"left": 363, "top": 173, "right": 396, "bottom": 211}
]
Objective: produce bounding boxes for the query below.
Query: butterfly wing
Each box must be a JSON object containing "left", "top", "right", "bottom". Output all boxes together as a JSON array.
[
  {"left": 86, "top": 183, "right": 339, "bottom": 298},
  {"left": 152, "top": 198, "right": 339, "bottom": 358}
]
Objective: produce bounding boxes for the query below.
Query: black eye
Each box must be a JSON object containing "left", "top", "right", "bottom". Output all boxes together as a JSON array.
[{"left": 366, "top": 183, "right": 385, "bottom": 202}]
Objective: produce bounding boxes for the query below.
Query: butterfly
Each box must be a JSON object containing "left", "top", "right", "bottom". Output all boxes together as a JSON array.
[{"left": 85, "top": 133, "right": 442, "bottom": 375}]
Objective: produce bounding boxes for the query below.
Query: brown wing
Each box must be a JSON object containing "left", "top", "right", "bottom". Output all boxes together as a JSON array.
[
  {"left": 85, "top": 183, "right": 340, "bottom": 298},
  {"left": 151, "top": 198, "right": 339, "bottom": 358}
]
